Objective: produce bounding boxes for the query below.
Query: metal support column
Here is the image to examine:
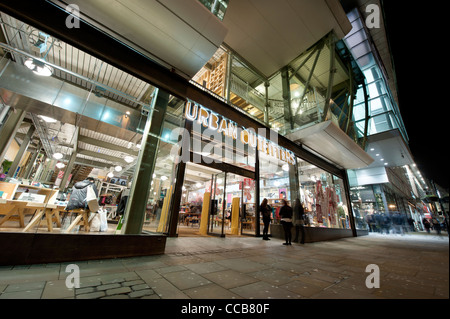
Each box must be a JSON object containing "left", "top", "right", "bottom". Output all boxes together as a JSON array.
[
  {"left": 123, "top": 88, "right": 170, "bottom": 234},
  {"left": 288, "top": 158, "right": 300, "bottom": 204},
  {"left": 59, "top": 150, "right": 77, "bottom": 191},
  {"left": 255, "top": 148, "right": 260, "bottom": 237},
  {"left": 23, "top": 141, "right": 40, "bottom": 179},
  {"left": 224, "top": 51, "right": 233, "bottom": 103},
  {"left": 7, "top": 124, "right": 35, "bottom": 177},
  {"left": 59, "top": 127, "right": 78, "bottom": 192},
  {"left": 281, "top": 66, "right": 294, "bottom": 130},
  {"left": 345, "top": 63, "right": 355, "bottom": 134},
  {"left": 322, "top": 34, "right": 337, "bottom": 122},
  {"left": 343, "top": 169, "right": 357, "bottom": 237},
  {"left": 221, "top": 172, "right": 227, "bottom": 238},
  {"left": 361, "top": 82, "right": 370, "bottom": 149},
  {"left": 264, "top": 81, "right": 270, "bottom": 125},
  {"left": 0, "top": 108, "right": 26, "bottom": 164},
  {"left": 293, "top": 42, "right": 323, "bottom": 118}
]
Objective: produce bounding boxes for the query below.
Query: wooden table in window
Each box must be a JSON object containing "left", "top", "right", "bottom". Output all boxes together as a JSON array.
[
  {"left": 22, "top": 203, "right": 65, "bottom": 232},
  {"left": 0, "top": 200, "right": 46, "bottom": 228}
]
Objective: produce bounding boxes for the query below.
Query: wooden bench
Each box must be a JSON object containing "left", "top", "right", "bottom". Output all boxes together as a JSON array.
[
  {"left": 64, "top": 208, "right": 91, "bottom": 233},
  {"left": 22, "top": 203, "right": 64, "bottom": 232},
  {"left": 0, "top": 200, "right": 46, "bottom": 228}
]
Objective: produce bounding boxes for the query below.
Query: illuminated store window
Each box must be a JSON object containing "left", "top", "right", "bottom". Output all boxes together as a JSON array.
[
  {"left": 0, "top": 13, "right": 172, "bottom": 236},
  {"left": 297, "top": 158, "right": 350, "bottom": 229}
]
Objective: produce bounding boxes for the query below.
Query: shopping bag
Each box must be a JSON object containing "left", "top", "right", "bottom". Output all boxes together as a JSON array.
[
  {"left": 99, "top": 208, "right": 108, "bottom": 232},
  {"left": 86, "top": 185, "right": 99, "bottom": 212},
  {"left": 90, "top": 213, "right": 101, "bottom": 231}
]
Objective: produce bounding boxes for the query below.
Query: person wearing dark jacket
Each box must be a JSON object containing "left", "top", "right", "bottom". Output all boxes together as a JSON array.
[
  {"left": 423, "top": 218, "right": 431, "bottom": 233},
  {"left": 279, "top": 199, "right": 293, "bottom": 245},
  {"left": 260, "top": 198, "right": 271, "bottom": 240},
  {"left": 293, "top": 198, "right": 305, "bottom": 244},
  {"left": 66, "top": 177, "right": 98, "bottom": 211}
]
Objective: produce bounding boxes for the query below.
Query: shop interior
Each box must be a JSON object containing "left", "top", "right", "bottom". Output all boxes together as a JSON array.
[
  {"left": 172, "top": 147, "right": 352, "bottom": 238},
  {"left": 0, "top": 12, "right": 186, "bottom": 235},
  {"left": 175, "top": 161, "right": 255, "bottom": 237}
]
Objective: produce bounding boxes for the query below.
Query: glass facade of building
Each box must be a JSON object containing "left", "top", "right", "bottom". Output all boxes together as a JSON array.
[
  {"left": 342, "top": 8, "right": 430, "bottom": 234},
  {"left": 0, "top": 1, "right": 369, "bottom": 265},
  {"left": 0, "top": 12, "right": 185, "bottom": 237}
]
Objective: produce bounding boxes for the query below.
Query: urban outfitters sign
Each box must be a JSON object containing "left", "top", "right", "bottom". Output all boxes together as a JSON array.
[{"left": 184, "top": 100, "right": 296, "bottom": 166}]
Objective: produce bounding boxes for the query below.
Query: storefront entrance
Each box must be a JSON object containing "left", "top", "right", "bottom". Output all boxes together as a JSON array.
[{"left": 176, "top": 162, "right": 257, "bottom": 237}]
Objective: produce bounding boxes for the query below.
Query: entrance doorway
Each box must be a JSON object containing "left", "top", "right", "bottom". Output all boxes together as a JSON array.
[{"left": 176, "top": 162, "right": 256, "bottom": 237}]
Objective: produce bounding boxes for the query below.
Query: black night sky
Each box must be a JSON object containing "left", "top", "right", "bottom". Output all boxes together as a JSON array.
[{"left": 382, "top": 2, "right": 449, "bottom": 190}]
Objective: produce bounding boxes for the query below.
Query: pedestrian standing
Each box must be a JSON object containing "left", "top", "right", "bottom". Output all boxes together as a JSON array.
[
  {"left": 431, "top": 218, "right": 442, "bottom": 235},
  {"left": 259, "top": 198, "right": 271, "bottom": 240},
  {"left": 423, "top": 218, "right": 431, "bottom": 233},
  {"left": 279, "top": 199, "right": 293, "bottom": 245},
  {"left": 293, "top": 198, "right": 305, "bottom": 244}
]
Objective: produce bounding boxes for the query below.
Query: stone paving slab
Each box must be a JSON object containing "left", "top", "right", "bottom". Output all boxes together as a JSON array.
[{"left": 0, "top": 233, "right": 448, "bottom": 299}]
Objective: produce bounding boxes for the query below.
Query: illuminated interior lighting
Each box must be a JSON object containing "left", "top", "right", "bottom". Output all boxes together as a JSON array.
[
  {"left": 53, "top": 152, "right": 63, "bottom": 160},
  {"left": 124, "top": 156, "right": 134, "bottom": 163},
  {"left": 24, "top": 58, "right": 53, "bottom": 76},
  {"left": 55, "top": 162, "right": 65, "bottom": 169},
  {"left": 39, "top": 115, "right": 57, "bottom": 123}
]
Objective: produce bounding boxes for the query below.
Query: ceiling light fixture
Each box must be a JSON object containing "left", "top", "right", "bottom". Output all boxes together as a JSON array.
[
  {"left": 53, "top": 152, "right": 63, "bottom": 160},
  {"left": 55, "top": 162, "right": 65, "bottom": 169},
  {"left": 160, "top": 176, "right": 168, "bottom": 181},
  {"left": 124, "top": 156, "right": 134, "bottom": 163},
  {"left": 107, "top": 172, "right": 114, "bottom": 178},
  {"left": 114, "top": 165, "right": 123, "bottom": 172},
  {"left": 24, "top": 58, "right": 53, "bottom": 77},
  {"left": 39, "top": 115, "right": 57, "bottom": 123}
]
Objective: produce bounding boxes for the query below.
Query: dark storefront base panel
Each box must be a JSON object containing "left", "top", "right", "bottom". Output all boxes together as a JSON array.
[
  {"left": 0, "top": 233, "right": 166, "bottom": 266},
  {"left": 271, "top": 224, "right": 368, "bottom": 243}
]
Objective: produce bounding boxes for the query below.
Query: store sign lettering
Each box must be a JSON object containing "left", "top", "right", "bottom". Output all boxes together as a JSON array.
[{"left": 184, "top": 100, "right": 296, "bottom": 166}]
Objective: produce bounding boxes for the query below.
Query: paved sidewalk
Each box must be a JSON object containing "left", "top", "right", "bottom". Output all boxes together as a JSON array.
[{"left": 0, "top": 233, "right": 448, "bottom": 299}]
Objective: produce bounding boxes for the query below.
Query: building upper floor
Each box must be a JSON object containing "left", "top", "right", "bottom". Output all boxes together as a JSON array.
[{"left": 0, "top": 0, "right": 376, "bottom": 171}]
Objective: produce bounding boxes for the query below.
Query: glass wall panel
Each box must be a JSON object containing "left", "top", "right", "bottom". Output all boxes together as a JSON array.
[
  {"left": 229, "top": 56, "right": 267, "bottom": 124},
  {"left": 259, "top": 152, "right": 291, "bottom": 229},
  {"left": 0, "top": 13, "right": 173, "bottom": 236},
  {"left": 297, "top": 157, "right": 350, "bottom": 229}
]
